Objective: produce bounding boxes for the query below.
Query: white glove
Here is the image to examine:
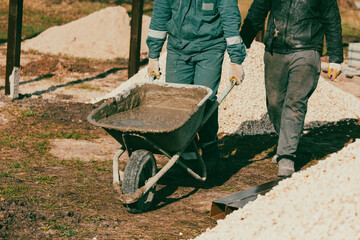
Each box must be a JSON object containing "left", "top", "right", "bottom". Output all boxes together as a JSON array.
[
  {"left": 327, "top": 63, "right": 341, "bottom": 81},
  {"left": 229, "top": 62, "right": 245, "bottom": 85},
  {"left": 148, "top": 58, "right": 160, "bottom": 80}
]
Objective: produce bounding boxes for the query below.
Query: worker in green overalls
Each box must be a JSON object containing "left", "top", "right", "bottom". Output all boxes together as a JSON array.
[{"left": 146, "top": 0, "right": 247, "bottom": 175}]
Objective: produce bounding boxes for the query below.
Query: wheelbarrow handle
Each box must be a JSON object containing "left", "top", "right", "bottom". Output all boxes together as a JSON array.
[
  {"left": 149, "top": 72, "right": 159, "bottom": 82},
  {"left": 201, "top": 79, "right": 238, "bottom": 127}
]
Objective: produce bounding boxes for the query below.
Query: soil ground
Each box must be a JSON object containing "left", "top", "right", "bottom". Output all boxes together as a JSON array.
[{"left": 1, "top": 46, "right": 360, "bottom": 239}]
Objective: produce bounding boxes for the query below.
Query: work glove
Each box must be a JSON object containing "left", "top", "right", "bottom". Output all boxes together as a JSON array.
[
  {"left": 229, "top": 62, "right": 245, "bottom": 85},
  {"left": 148, "top": 58, "right": 160, "bottom": 80},
  {"left": 327, "top": 63, "right": 341, "bottom": 81}
]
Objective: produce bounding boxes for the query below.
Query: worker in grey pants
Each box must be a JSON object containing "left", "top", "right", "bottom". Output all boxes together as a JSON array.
[
  {"left": 264, "top": 50, "right": 320, "bottom": 165},
  {"left": 240, "top": 0, "right": 343, "bottom": 176}
]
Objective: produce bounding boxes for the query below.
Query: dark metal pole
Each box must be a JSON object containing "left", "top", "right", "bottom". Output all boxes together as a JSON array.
[
  {"left": 5, "top": 0, "right": 23, "bottom": 95},
  {"left": 255, "top": 26, "right": 265, "bottom": 43},
  {"left": 128, "top": 0, "right": 144, "bottom": 78}
]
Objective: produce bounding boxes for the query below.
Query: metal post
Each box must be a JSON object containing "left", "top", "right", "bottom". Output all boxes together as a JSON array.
[
  {"left": 255, "top": 26, "right": 265, "bottom": 43},
  {"left": 128, "top": 0, "right": 144, "bottom": 78},
  {"left": 5, "top": 0, "right": 23, "bottom": 96}
]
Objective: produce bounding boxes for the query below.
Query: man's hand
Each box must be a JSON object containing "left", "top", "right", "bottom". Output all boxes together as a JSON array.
[
  {"left": 148, "top": 58, "right": 160, "bottom": 79},
  {"left": 229, "top": 62, "right": 245, "bottom": 85},
  {"left": 327, "top": 63, "right": 341, "bottom": 81}
]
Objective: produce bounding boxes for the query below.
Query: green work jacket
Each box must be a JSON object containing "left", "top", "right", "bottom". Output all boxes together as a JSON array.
[{"left": 146, "top": 0, "right": 247, "bottom": 64}]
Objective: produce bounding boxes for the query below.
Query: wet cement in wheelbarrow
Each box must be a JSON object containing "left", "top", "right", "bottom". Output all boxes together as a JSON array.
[
  {"left": 98, "top": 105, "right": 194, "bottom": 131},
  {"left": 97, "top": 84, "right": 209, "bottom": 132}
]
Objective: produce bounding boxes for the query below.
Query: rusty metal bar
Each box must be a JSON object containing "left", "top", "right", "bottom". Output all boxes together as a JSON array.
[
  {"left": 5, "top": 0, "right": 23, "bottom": 95},
  {"left": 255, "top": 28, "right": 264, "bottom": 43},
  {"left": 210, "top": 177, "right": 287, "bottom": 219},
  {"left": 128, "top": 0, "right": 144, "bottom": 78}
]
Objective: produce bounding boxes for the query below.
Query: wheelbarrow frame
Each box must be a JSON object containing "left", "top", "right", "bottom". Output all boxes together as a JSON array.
[{"left": 88, "top": 79, "right": 238, "bottom": 207}]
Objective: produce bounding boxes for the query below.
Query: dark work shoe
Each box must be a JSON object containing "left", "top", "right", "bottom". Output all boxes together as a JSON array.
[
  {"left": 278, "top": 158, "right": 295, "bottom": 177},
  {"left": 202, "top": 148, "right": 220, "bottom": 176},
  {"left": 164, "top": 163, "right": 185, "bottom": 178}
]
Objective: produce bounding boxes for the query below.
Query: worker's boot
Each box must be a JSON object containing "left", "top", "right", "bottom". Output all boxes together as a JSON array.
[
  {"left": 165, "top": 144, "right": 199, "bottom": 178},
  {"left": 278, "top": 158, "right": 295, "bottom": 177},
  {"left": 202, "top": 148, "right": 220, "bottom": 176}
]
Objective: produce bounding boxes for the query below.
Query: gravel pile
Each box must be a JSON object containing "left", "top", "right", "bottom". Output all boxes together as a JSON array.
[
  {"left": 91, "top": 41, "right": 360, "bottom": 135},
  {"left": 88, "top": 33, "right": 360, "bottom": 240},
  {"left": 193, "top": 139, "right": 360, "bottom": 240}
]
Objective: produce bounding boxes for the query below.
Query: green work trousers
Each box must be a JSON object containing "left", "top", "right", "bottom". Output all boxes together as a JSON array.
[{"left": 165, "top": 46, "right": 224, "bottom": 152}]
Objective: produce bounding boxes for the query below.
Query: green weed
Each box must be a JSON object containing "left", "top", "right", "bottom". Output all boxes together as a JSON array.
[
  {"left": 0, "top": 172, "right": 11, "bottom": 178},
  {"left": 53, "top": 223, "right": 77, "bottom": 237},
  {"left": 20, "top": 109, "right": 36, "bottom": 118},
  {"left": 73, "top": 83, "right": 101, "bottom": 91},
  {"left": 218, "top": 185, "right": 238, "bottom": 192},
  {"left": 37, "top": 140, "right": 49, "bottom": 154},
  {"left": 0, "top": 132, "right": 13, "bottom": 148},
  {"left": 34, "top": 176, "right": 57, "bottom": 184},
  {"left": 1, "top": 185, "right": 29, "bottom": 198},
  {"left": 57, "top": 130, "right": 85, "bottom": 140},
  {"left": 6, "top": 162, "right": 22, "bottom": 169}
]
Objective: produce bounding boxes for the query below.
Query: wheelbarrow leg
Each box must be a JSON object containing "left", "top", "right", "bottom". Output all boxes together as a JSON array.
[
  {"left": 177, "top": 140, "right": 207, "bottom": 182},
  {"left": 113, "top": 147, "right": 125, "bottom": 198}
]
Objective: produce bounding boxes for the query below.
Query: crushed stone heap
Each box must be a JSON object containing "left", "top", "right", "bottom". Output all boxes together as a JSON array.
[{"left": 193, "top": 139, "right": 360, "bottom": 240}]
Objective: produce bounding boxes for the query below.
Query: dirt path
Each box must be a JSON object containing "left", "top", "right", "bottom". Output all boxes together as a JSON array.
[{"left": 1, "top": 48, "right": 360, "bottom": 239}]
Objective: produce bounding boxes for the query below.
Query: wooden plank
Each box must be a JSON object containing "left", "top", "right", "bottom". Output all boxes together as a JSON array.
[
  {"left": 210, "top": 178, "right": 287, "bottom": 219},
  {"left": 128, "top": 0, "right": 144, "bottom": 78},
  {"left": 5, "top": 0, "right": 23, "bottom": 95}
]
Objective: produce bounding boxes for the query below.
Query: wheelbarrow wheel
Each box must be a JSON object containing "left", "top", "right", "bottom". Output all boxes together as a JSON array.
[{"left": 122, "top": 149, "right": 157, "bottom": 213}]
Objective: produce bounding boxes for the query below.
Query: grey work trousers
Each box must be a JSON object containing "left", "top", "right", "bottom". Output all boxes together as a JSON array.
[{"left": 264, "top": 50, "right": 321, "bottom": 159}]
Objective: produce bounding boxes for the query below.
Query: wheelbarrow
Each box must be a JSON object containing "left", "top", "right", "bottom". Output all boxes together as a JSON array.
[{"left": 87, "top": 77, "right": 238, "bottom": 213}]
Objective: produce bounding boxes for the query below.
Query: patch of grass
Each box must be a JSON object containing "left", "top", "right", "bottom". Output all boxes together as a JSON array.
[
  {"left": 0, "top": 172, "right": 11, "bottom": 178},
  {"left": 0, "top": 132, "right": 14, "bottom": 148},
  {"left": 34, "top": 176, "right": 57, "bottom": 184},
  {"left": 19, "top": 109, "right": 50, "bottom": 119},
  {"left": 6, "top": 161, "right": 23, "bottom": 169},
  {"left": 217, "top": 185, "right": 239, "bottom": 192},
  {"left": 96, "top": 167, "right": 108, "bottom": 172},
  {"left": 55, "top": 130, "right": 98, "bottom": 140},
  {"left": 1, "top": 185, "right": 29, "bottom": 198},
  {"left": 40, "top": 130, "right": 99, "bottom": 140},
  {"left": 36, "top": 140, "right": 49, "bottom": 154},
  {"left": 96, "top": 216, "right": 106, "bottom": 221},
  {"left": 52, "top": 222, "right": 77, "bottom": 237},
  {"left": 57, "top": 130, "right": 83, "bottom": 140},
  {"left": 58, "top": 158, "right": 85, "bottom": 169},
  {"left": 39, "top": 131, "right": 54, "bottom": 139},
  {"left": 20, "top": 109, "right": 37, "bottom": 118},
  {"left": 74, "top": 83, "right": 101, "bottom": 91}
]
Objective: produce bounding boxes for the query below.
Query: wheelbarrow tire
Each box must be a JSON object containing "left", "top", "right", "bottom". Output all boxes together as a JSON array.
[{"left": 122, "top": 149, "right": 157, "bottom": 213}]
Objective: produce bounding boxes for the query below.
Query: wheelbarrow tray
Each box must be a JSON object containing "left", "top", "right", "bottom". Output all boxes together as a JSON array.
[{"left": 87, "top": 82, "right": 212, "bottom": 153}]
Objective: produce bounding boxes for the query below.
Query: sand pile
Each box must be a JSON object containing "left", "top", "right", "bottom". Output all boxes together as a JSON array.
[
  {"left": 21, "top": 6, "right": 151, "bottom": 60},
  {"left": 91, "top": 41, "right": 360, "bottom": 135}
]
